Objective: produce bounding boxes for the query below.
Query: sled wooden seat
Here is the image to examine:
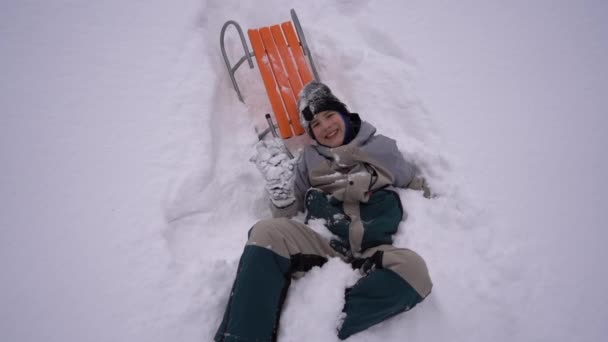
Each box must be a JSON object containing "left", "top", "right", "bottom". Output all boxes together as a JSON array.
[{"left": 221, "top": 9, "right": 320, "bottom": 139}]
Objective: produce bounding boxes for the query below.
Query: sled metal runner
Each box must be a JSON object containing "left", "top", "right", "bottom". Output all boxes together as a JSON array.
[{"left": 220, "top": 9, "right": 320, "bottom": 139}]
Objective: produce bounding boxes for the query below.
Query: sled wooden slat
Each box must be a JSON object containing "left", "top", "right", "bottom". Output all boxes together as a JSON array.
[
  {"left": 281, "top": 21, "right": 314, "bottom": 85},
  {"left": 222, "top": 11, "right": 316, "bottom": 139},
  {"left": 270, "top": 25, "right": 305, "bottom": 135},
  {"left": 271, "top": 25, "right": 303, "bottom": 96},
  {"left": 259, "top": 27, "right": 302, "bottom": 137},
  {"left": 248, "top": 28, "right": 293, "bottom": 138}
]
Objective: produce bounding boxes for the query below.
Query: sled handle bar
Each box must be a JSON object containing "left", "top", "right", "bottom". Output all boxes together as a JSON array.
[{"left": 220, "top": 20, "right": 254, "bottom": 102}]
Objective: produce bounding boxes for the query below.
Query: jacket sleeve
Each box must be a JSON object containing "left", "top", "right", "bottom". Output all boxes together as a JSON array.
[
  {"left": 269, "top": 150, "right": 310, "bottom": 218},
  {"left": 374, "top": 135, "right": 418, "bottom": 188}
]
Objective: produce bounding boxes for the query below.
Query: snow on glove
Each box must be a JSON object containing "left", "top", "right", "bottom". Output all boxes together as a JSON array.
[{"left": 250, "top": 138, "right": 297, "bottom": 208}]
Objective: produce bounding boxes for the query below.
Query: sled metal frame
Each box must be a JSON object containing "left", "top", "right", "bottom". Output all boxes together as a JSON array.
[{"left": 220, "top": 9, "right": 320, "bottom": 139}]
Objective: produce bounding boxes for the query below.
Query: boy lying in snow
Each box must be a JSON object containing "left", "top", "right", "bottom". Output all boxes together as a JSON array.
[{"left": 215, "top": 81, "right": 433, "bottom": 341}]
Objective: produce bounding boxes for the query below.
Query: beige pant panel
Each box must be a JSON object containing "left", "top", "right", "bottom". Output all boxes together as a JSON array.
[
  {"left": 362, "top": 245, "right": 433, "bottom": 298},
  {"left": 247, "top": 220, "right": 432, "bottom": 297},
  {"left": 247, "top": 218, "right": 338, "bottom": 260}
]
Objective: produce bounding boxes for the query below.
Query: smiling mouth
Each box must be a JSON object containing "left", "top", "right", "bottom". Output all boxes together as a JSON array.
[{"left": 325, "top": 128, "right": 339, "bottom": 140}]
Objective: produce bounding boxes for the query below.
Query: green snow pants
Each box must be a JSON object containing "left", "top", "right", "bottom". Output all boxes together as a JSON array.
[{"left": 214, "top": 218, "right": 432, "bottom": 342}]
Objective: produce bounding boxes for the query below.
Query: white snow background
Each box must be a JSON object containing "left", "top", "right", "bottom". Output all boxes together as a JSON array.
[{"left": 1, "top": 0, "right": 607, "bottom": 341}]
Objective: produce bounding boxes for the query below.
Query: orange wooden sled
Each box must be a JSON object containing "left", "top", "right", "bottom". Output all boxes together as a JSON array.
[{"left": 220, "top": 9, "right": 320, "bottom": 139}]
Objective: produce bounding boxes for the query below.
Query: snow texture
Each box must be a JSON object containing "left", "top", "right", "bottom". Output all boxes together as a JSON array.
[
  {"left": 297, "top": 80, "right": 348, "bottom": 129},
  {"left": 305, "top": 218, "right": 336, "bottom": 242},
  {"left": 298, "top": 81, "right": 342, "bottom": 112},
  {"left": 1, "top": 1, "right": 607, "bottom": 342},
  {"left": 250, "top": 138, "right": 297, "bottom": 207}
]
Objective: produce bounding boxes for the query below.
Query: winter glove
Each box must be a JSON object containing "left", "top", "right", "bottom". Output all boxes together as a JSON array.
[
  {"left": 250, "top": 138, "right": 297, "bottom": 208},
  {"left": 351, "top": 251, "right": 384, "bottom": 275},
  {"left": 330, "top": 239, "right": 353, "bottom": 260},
  {"left": 408, "top": 176, "right": 433, "bottom": 199},
  {"left": 305, "top": 189, "right": 351, "bottom": 242}
]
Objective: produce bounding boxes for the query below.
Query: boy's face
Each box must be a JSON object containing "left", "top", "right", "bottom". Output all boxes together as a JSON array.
[{"left": 310, "top": 110, "right": 345, "bottom": 147}]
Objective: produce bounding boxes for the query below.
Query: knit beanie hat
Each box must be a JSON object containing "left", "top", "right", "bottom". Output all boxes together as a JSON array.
[{"left": 298, "top": 81, "right": 350, "bottom": 138}]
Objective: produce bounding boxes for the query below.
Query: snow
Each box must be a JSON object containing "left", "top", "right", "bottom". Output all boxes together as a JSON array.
[
  {"left": 306, "top": 218, "right": 336, "bottom": 241},
  {"left": 1, "top": 1, "right": 607, "bottom": 342}
]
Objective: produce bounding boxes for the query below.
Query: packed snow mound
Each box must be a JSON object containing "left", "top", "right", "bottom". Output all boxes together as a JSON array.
[
  {"left": 161, "top": 1, "right": 520, "bottom": 341},
  {"left": 5, "top": 1, "right": 606, "bottom": 342}
]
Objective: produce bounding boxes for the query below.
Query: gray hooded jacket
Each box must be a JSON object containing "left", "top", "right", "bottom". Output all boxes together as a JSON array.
[{"left": 272, "top": 122, "right": 418, "bottom": 251}]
